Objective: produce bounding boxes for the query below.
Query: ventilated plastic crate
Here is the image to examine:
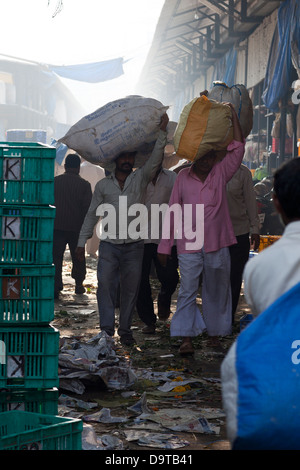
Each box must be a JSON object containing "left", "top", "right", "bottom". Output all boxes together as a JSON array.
[
  {"left": 0, "top": 326, "right": 59, "bottom": 389},
  {"left": 0, "top": 388, "right": 58, "bottom": 414},
  {"left": 0, "top": 141, "right": 55, "bottom": 205},
  {"left": 258, "top": 235, "right": 281, "bottom": 252},
  {"left": 0, "top": 410, "right": 82, "bottom": 450},
  {"left": 0, "top": 264, "right": 55, "bottom": 325},
  {"left": 6, "top": 130, "right": 47, "bottom": 144},
  {"left": 0, "top": 205, "right": 55, "bottom": 264}
]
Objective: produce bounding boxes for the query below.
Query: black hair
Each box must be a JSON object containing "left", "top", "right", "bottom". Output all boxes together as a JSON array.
[
  {"left": 116, "top": 151, "right": 137, "bottom": 160},
  {"left": 273, "top": 158, "right": 300, "bottom": 219},
  {"left": 65, "top": 153, "right": 81, "bottom": 168}
]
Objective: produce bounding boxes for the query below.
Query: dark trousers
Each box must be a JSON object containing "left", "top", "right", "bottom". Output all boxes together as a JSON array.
[
  {"left": 136, "top": 244, "right": 179, "bottom": 326},
  {"left": 97, "top": 240, "right": 144, "bottom": 337},
  {"left": 53, "top": 229, "right": 86, "bottom": 293},
  {"left": 229, "top": 233, "right": 250, "bottom": 323}
]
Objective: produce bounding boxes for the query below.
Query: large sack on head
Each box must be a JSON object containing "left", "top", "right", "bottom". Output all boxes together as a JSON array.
[
  {"left": 173, "top": 95, "right": 233, "bottom": 162},
  {"left": 207, "top": 82, "right": 253, "bottom": 139},
  {"left": 59, "top": 95, "right": 169, "bottom": 170}
]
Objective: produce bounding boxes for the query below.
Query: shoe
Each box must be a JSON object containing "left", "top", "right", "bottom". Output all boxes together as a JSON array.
[
  {"left": 142, "top": 324, "right": 156, "bottom": 334},
  {"left": 120, "top": 335, "right": 135, "bottom": 346},
  {"left": 179, "top": 341, "right": 194, "bottom": 355},
  {"left": 75, "top": 284, "right": 85, "bottom": 295}
]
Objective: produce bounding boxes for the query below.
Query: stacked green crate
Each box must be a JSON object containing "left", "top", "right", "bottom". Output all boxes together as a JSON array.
[
  {"left": 0, "top": 143, "right": 63, "bottom": 435},
  {"left": 0, "top": 142, "right": 82, "bottom": 449},
  {"left": 0, "top": 142, "right": 59, "bottom": 393}
]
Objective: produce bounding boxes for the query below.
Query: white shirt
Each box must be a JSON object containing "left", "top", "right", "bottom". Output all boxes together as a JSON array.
[
  {"left": 77, "top": 130, "right": 167, "bottom": 246},
  {"left": 80, "top": 161, "right": 105, "bottom": 192},
  {"left": 143, "top": 168, "right": 177, "bottom": 244},
  {"left": 243, "top": 220, "right": 300, "bottom": 317}
]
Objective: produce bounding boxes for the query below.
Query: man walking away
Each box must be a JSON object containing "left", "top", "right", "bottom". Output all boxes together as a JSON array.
[{"left": 53, "top": 153, "right": 92, "bottom": 299}]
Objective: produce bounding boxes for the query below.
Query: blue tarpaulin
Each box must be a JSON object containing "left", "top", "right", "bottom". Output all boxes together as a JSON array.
[
  {"left": 51, "top": 138, "right": 69, "bottom": 165},
  {"left": 262, "top": 0, "right": 300, "bottom": 112},
  {"left": 48, "top": 57, "right": 124, "bottom": 83},
  {"left": 211, "top": 47, "right": 237, "bottom": 88}
]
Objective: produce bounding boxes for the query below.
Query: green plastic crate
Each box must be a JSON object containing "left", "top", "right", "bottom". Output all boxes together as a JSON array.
[
  {"left": 0, "top": 205, "right": 55, "bottom": 264},
  {"left": 0, "top": 388, "right": 58, "bottom": 414},
  {"left": 0, "top": 326, "right": 59, "bottom": 389},
  {"left": 0, "top": 264, "right": 55, "bottom": 325},
  {"left": 0, "top": 410, "right": 82, "bottom": 450},
  {"left": 0, "top": 142, "right": 55, "bottom": 205}
]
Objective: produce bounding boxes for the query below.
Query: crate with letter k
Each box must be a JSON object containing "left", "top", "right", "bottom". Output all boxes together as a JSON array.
[
  {"left": 0, "top": 141, "right": 59, "bottom": 392},
  {"left": 0, "top": 141, "right": 83, "bottom": 450}
]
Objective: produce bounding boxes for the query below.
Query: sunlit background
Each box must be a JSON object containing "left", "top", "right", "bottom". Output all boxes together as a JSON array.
[{"left": 1, "top": 0, "right": 165, "bottom": 113}]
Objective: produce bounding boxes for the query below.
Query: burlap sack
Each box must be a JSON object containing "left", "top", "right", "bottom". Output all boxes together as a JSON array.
[
  {"left": 207, "top": 82, "right": 253, "bottom": 138},
  {"left": 59, "top": 95, "right": 169, "bottom": 170},
  {"left": 173, "top": 95, "right": 233, "bottom": 162}
]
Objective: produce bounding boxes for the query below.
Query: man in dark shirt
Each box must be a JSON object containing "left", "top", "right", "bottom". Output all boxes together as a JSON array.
[{"left": 53, "top": 153, "right": 92, "bottom": 299}]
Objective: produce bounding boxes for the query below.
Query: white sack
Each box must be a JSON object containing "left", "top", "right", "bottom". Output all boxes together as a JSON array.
[{"left": 59, "top": 95, "right": 169, "bottom": 170}]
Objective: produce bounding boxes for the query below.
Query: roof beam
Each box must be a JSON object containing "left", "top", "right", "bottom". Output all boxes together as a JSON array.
[
  {"left": 197, "top": 0, "right": 240, "bottom": 21},
  {"left": 197, "top": 0, "right": 227, "bottom": 15},
  {"left": 175, "top": 40, "right": 193, "bottom": 55},
  {"left": 240, "top": 0, "right": 264, "bottom": 23}
]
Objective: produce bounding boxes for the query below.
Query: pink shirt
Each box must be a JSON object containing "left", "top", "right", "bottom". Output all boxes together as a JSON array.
[{"left": 158, "top": 140, "right": 245, "bottom": 254}]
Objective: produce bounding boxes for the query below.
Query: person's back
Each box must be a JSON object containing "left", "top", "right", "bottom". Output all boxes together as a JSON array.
[
  {"left": 54, "top": 170, "right": 92, "bottom": 233},
  {"left": 243, "top": 157, "right": 300, "bottom": 317},
  {"left": 53, "top": 153, "right": 92, "bottom": 299},
  {"left": 221, "top": 158, "right": 300, "bottom": 449}
]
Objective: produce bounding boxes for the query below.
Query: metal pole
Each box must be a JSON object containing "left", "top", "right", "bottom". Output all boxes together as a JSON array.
[{"left": 279, "top": 95, "right": 287, "bottom": 166}]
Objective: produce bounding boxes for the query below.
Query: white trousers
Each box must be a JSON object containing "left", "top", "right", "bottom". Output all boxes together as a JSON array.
[{"left": 171, "top": 248, "right": 232, "bottom": 337}]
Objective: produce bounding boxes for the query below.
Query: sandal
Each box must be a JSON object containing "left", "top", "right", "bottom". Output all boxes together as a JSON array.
[
  {"left": 207, "top": 337, "right": 224, "bottom": 351},
  {"left": 179, "top": 340, "right": 194, "bottom": 355}
]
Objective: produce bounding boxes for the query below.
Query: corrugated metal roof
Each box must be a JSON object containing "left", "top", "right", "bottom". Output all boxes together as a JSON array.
[{"left": 137, "top": 0, "right": 282, "bottom": 100}]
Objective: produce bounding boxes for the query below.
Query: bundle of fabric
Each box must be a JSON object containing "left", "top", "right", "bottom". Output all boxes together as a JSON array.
[
  {"left": 207, "top": 81, "right": 253, "bottom": 139},
  {"left": 59, "top": 95, "right": 169, "bottom": 170},
  {"left": 221, "top": 282, "right": 300, "bottom": 450},
  {"left": 173, "top": 95, "right": 233, "bottom": 162}
]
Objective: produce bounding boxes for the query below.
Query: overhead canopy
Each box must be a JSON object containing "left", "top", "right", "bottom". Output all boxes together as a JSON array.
[
  {"left": 48, "top": 57, "right": 124, "bottom": 83},
  {"left": 262, "top": 0, "right": 300, "bottom": 111},
  {"left": 136, "top": 0, "right": 282, "bottom": 104}
]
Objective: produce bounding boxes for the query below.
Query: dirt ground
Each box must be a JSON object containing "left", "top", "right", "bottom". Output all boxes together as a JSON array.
[{"left": 52, "top": 251, "right": 251, "bottom": 452}]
